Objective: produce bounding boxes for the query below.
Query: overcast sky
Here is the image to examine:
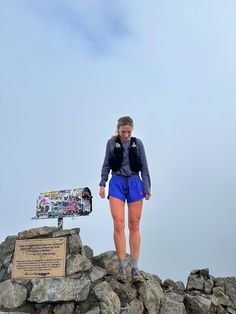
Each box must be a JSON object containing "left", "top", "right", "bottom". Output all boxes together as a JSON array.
[{"left": 1, "top": 0, "right": 236, "bottom": 286}]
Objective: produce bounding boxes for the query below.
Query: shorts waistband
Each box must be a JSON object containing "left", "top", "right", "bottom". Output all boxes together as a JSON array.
[{"left": 111, "top": 174, "right": 140, "bottom": 181}]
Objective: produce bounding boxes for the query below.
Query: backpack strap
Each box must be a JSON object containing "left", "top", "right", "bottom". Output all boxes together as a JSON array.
[
  {"left": 129, "top": 137, "right": 142, "bottom": 172},
  {"left": 130, "top": 137, "right": 137, "bottom": 148}
]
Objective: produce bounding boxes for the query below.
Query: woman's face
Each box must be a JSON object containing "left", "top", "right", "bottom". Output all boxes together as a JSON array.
[{"left": 118, "top": 124, "right": 133, "bottom": 141}]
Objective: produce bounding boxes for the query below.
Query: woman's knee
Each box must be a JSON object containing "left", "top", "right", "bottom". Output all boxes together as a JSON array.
[
  {"left": 128, "top": 220, "right": 140, "bottom": 232},
  {"left": 114, "top": 219, "right": 125, "bottom": 233}
]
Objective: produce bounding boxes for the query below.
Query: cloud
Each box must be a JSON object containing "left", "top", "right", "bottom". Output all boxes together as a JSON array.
[{"left": 26, "top": 0, "right": 130, "bottom": 55}]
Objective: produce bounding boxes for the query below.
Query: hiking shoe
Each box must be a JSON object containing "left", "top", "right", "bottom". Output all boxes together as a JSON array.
[
  {"left": 115, "top": 267, "right": 126, "bottom": 283},
  {"left": 131, "top": 268, "right": 143, "bottom": 283}
]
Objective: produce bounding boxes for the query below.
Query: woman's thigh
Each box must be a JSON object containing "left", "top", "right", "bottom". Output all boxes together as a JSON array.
[
  {"left": 128, "top": 199, "right": 143, "bottom": 226},
  {"left": 109, "top": 196, "right": 125, "bottom": 223}
]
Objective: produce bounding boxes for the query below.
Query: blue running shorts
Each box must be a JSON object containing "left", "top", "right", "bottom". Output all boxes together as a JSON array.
[{"left": 108, "top": 175, "right": 145, "bottom": 203}]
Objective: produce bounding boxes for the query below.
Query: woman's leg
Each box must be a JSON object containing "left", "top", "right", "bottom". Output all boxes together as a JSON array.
[
  {"left": 109, "top": 196, "right": 126, "bottom": 259},
  {"left": 128, "top": 199, "right": 143, "bottom": 259}
]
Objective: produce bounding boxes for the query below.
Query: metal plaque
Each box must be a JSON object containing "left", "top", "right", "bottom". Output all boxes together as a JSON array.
[{"left": 12, "top": 237, "right": 66, "bottom": 279}]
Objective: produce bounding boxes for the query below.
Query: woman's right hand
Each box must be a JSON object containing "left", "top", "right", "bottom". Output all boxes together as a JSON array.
[{"left": 99, "top": 186, "right": 105, "bottom": 198}]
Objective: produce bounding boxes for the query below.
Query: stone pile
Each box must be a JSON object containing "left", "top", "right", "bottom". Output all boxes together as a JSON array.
[{"left": 0, "top": 226, "right": 235, "bottom": 314}]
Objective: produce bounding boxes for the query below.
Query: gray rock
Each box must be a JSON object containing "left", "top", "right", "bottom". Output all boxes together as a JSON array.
[
  {"left": 74, "top": 306, "right": 81, "bottom": 314},
  {"left": 162, "top": 278, "right": 185, "bottom": 293},
  {"left": 75, "top": 288, "right": 98, "bottom": 313},
  {"left": 93, "top": 281, "right": 121, "bottom": 314},
  {"left": 89, "top": 266, "right": 107, "bottom": 283},
  {"left": 164, "top": 291, "right": 185, "bottom": 303},
  {"left": 186, "top": 268, "right": 211, "bottom": 293},
  {"left": 213, "top": 286, "right": 232, "bottom": 307},
  {"left": 175, "top": 281, "right": 186, "bottom": 293},
  {"left": 216, "top": 304, "right": 229, "bottom": 314},
  {"left": 29, "top": 276, "right": 90, "bottom": 303},
  {"left": 186, "top": 270, "right": 206, "bottom": 291},
  {"left": 84, "top": 306, "right": 101, "bottom": 314},
  {"left": 204, "top": 276, "right": 214, "bottom": 294},
  {"left": 39, "top": 309, "right": 52, "bottom": 314},
  {"left": 184, "top": 294, "right": 210, "bottom": 314},
  {"left": 18, "top": 226, "right": 58, "bottom": 239},
  {"left": 67, "top": 234, "right": 83, "bottom": 255},
  {"left": 140, "top": 270, "right": 162, "bottom": 285},
  {"left": 0, "top": 279, "right": 27, "bottom": 309},
  {"left": 214, "top": 276, "right": 236, "bottom": 309},
  {"left": 193, "top": 295, "right": 212, "bottom": 311},
  {"left": 121, "top": 299, "right": 144, "bottom": 313},
  {"left": 52, "top": 302, "right": 75, "bottom": 314},
  {"left": 93, "top": 251, "right": 132, "bottom": 277},
  {"left": 0, "top": 254, "right": 12, "bottom": 282},
  {"left": 0, "top": 236, "right": 17, "bottom": 266},
  {"left": 35, "top": 304, "right": 54, "bottom": 314},
  {"left": 190, "top": 290, "right": 202, "bottom": 296},
  {"left": 138, "top": 279, "right": 164, "bottom": 314},
  {"left": 199, "top": 268, "right": 210, "bottom": 280},
  {"left": 211, "top": 293, "right": 219, "bottom": 306},
  {"left": 83, "top": 245, "right": 94, "bottom": 261},
  {"left": 66, "top": 254, "right": 93, "bottom": 275},
  {"left": 52, "top": 228, "right": 80, "bottom": 238},
  {"left": 93, "top": 251, "right": 120, "bottom": 276},
  {"left": 227, "top": 307, "right": 236, "bottom": 314},
  {"left": 159, "top": 298, "right": 186, "bottom": 314},
  {"left": 105, "top": 277, "right": 137, "bottom": 307},
  {"left": 0, "top": 236, "right": 17, "bottom": 282}
]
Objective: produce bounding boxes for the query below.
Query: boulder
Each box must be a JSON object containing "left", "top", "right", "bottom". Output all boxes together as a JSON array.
[
  {"left": 84, "top": 306, "right": 101, "bottom": 314},
  {"left": 93, "top": 251, "right": 132, "bottom": 278},
  {"left": 52, "top": 228, "right": 80, "bottom": 238},
  {"left": 52, "top": 302, "right": 75, "bottom": 314},
  {"left": 83, "top": 245, "right": 94, "bottom": 262},
  {"left": 67, "top": 234, "right": 83, "bottom": 255},
  {"left": 0, "top": 236, "right": 17, "bottom": 266},
  {"left": 184, "top": 294, "right": 211, "bottom": 314},
  {"left": 93, "top": 281, "right": 121, "bottom": 314},
  {"left": 105, "top": 276, "right": 137, "bottom": 307},
  {"left": 18, "top": 227, "right": 58, "bottom": 239},
  {"left": 214, "top": 277, "right": 236, "bottom": 309},
  {"left": 89, "top": 266, "right": 107, "bottom": 283},
  {"left": 121, "top": 299, "right": 144, "bottom": 313},
  {"left": 29, "top": 276, "right": 90, "bottom": 303},
  {"left": 138, "top": 278, "right": 165, "bottom": 314},
  {"left": 186, "top": 268, "right": 209, "bottom": 292},
  {"left": 0, "top": 279, "right": 27, "bottom": 309},
  {"left": 159, "top": 297, "right": 186, "bottom": 314},
  {"left": 162, "top": 278, "right": 185, "bottom": 293},
  {"left": 66, "top": 254, "right": 93, "bottom": 276}
]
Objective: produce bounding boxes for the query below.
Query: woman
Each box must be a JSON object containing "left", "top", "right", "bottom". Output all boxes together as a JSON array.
[{"left": 99, "top": 116, "right": 151, "bottom": 283}]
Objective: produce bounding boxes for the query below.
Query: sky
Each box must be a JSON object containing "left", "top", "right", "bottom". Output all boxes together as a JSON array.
[{"left": 0, "top": 0, "right": 236, "bottom": 286}]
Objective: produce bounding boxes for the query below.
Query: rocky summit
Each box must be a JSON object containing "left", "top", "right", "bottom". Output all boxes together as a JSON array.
[{"left": 0, "top": 226, "right": 235, "bottom": 314}]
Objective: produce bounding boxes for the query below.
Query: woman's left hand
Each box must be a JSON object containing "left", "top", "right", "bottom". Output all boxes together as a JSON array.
[{"left": 145, "top": 194, "right": 151, "bottom": 200}]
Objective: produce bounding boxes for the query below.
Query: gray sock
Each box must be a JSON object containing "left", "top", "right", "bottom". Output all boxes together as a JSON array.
[
  {"left": 118, "top": 258, "right": 126, "bottom": 269},
  {"left": 131, "top": 258, "right": 139, "bottom": 269}
]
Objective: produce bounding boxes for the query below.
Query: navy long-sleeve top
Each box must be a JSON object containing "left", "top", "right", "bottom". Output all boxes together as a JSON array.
[{"left": 99, "top": 137, "right": 151, "bottom": 195}]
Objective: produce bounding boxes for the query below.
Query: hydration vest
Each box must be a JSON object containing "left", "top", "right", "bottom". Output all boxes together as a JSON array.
[{"left": 109, "top": 137, "right": 142, "bottom": 172}]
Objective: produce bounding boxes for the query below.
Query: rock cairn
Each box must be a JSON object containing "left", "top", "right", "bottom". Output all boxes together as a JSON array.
[{"left": 0, "top": 227, "right": 235, "bottom": 314}]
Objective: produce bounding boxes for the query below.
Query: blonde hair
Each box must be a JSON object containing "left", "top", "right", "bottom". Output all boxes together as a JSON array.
[{"left": 111, "top": 116, "right": 134, "bottom": 142}]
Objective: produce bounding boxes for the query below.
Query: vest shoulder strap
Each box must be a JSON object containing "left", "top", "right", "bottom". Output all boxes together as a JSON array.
[{"left": 130, "top": 137, "right": 138, "bottom": 148}]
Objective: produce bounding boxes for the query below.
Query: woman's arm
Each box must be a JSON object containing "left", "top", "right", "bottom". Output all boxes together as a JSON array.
[
  {"left": 99, "top": 139, "right": 111, "bottom": 188},
  {"left": 138, "top": 139, "right": 151, "bottom": 197}
]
